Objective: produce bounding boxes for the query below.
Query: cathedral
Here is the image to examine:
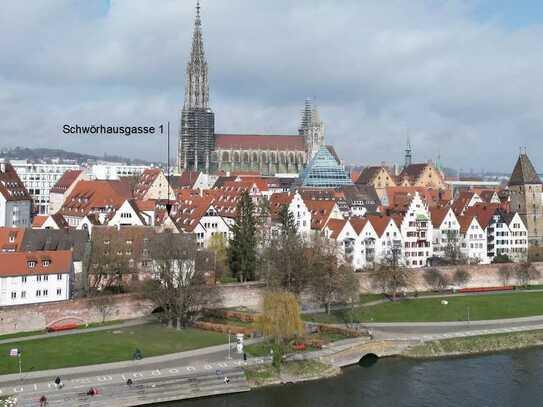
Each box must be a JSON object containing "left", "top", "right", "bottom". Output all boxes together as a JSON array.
[{"left": 177, "top": 2, "right": 325, "bottom": 176}]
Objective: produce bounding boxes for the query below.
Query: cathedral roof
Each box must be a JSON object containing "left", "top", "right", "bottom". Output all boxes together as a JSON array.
[
  {"left": 509, "top": 154, "right": 541, "bottom": 186},
  {"left": 215, "top": 134, "right": 305, "bottom": 151}
]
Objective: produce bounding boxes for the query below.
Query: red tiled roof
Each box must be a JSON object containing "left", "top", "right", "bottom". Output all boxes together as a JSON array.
[
  {"left": 349, "top": 217, "right": 369, "bottom": 235},
  {"left": 215, "top": 134, "right": 305, "bottom": 151},
  {"left": 463, "top": 203, "right": 500, "bottom": 229},
  {"left": 60, "top": 180, "right": 132, "bottom": 218},
  {"left": 0, "top": 163, "right": 31, "bottom": 201},
  {"left": 429, "top": 207, "right": 450, "bottom": 228},
  {"left": 32, "top": 215, "right": 48, "bottom": 228},
  {"left": 325, "top": 218, "right": 347, "bottom": 239},
  {"left": 0, "top": 228, "right": 25, "bottom": 252},
  {"left": 0, "top": 250, "right": 72, "bottom": 277},
  {"left": 269, "top": 192, "right": 295, "bottom": 216},
  {"left": 457, "top": 214, "right": 476, "bottom": 234},
  {"left": 367, "top": 215, "right": 392, "bottom": 237},
  {"left": 451, "top": 191, "right": 476, "bottom": 215},
  {"left": 50, "top": 170, "right": 84, "bottom": 194},
  {"left": 304, "top": 200, "right": 337, "bottom": 230}
]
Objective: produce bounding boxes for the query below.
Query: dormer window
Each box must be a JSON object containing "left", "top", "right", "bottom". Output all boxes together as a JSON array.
[
  {"left": 28, "top": 260, "right": 36, "bottom": 269},
  {"left": 42, "top": 260, "right": 50, "bottom": 267}
]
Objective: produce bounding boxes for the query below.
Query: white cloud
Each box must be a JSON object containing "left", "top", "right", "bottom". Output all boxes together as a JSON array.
[{"left": 0, "top": 0, "right": 542, "bottom": 172}]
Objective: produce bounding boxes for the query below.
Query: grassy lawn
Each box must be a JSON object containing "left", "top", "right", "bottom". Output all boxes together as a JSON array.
[
  {"left": 244, "top": 360, "right": 338, "bottom": 387},
  {"left": 359, "top": 293, "right": 385, "bottom": 304},
  {"left": 0, "top": 330, "right": 47, "bottom": 341},
  {"left": 406, "top": 329, "right": 543, "bottom": 358},
  {"left": 0, "top": 323, "right": 228, "bottom": 375},
  {"left": 305, "top": 291, "right": 543, "bottom": 324},
  {"left": 245, "top": 332, "right": 350, "bottom": 357}
]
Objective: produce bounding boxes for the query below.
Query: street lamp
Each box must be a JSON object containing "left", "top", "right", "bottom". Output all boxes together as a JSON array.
[{"left": 227, "top": 331, "right": 232, "bottom": 360}]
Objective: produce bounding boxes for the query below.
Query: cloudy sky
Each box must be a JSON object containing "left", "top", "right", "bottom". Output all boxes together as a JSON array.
[{"left": 1, "top": 0, "right": 542, "bottom": 173}]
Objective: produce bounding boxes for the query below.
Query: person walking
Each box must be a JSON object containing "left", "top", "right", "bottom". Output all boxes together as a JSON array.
[
  {"left": 54, "top": 376, "right": 61, "bottom": 388},
  {"left": 39, "top": 395, "right": 48, "bottom": 406}
]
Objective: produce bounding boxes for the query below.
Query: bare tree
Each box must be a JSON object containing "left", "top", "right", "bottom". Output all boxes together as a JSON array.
[
  {"left": 423, "top": 268, "right": 450, "bottom": 291},
  {"left": 515, "top": 262, "right": 541, "bottom": 287},
  {"left": 144, "top": 233, "right": 218, "bottom": 329},
  {"left": 307, "top": 238, "right": 359, "bottom": 314},
  {"left": 452, "top": 267, "right": 471, "bottom": 288},
  {"left": 94, "top": 295, "right": 116, "bottom": 324},
  {"left": 498, "top": 265, "right": 513, "bottom": 286},
  {"left": 371, "top": 249, "right": 412, "bottom": 301},
  {"left": 86, "top": 238, "right": 130, "bottom": 293},
  {"left": 260, "top": 231, "right": 309, "bottom": 295},
  {"left": 443, "top": 231, "right": 467, "bottom": 265}
]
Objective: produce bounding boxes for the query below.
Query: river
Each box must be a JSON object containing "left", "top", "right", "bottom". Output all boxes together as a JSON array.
[{"left": 165, "top": 348, "right": 543, "bottom": 407}]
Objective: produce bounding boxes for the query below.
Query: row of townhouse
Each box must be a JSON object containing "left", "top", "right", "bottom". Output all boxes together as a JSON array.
[{"left": 317, "top": 191, "right": 528, "bottom": 269}]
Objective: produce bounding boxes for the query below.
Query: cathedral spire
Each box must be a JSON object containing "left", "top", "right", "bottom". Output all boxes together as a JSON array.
[
  {"left": 299, "top": 98, "right": 325, "bottom": 161},
  {"left": 404, "top": 137, "right": 412, "bottom": 169},
  {"left": 184, "top": 0, "right": 209, "bottom": 109}
]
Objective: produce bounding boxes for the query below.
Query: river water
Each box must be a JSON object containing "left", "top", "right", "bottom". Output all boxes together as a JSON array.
[{"left": 166, "top": 348, "right": 543, "bottom": 407}]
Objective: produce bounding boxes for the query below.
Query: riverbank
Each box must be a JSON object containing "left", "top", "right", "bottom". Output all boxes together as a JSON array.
[
  {"left": 244, "top": 360, "right": 341, "bottom": 388},
  {"left": 403, "top": 329, "right": 543, "bottom": 358}
]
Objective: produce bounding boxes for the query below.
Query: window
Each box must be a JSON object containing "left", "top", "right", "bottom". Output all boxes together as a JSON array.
[
  {"left": 43, "top": 275, "right": 48, "bottom": 281},
  {"left": 36, "top": 275, "right": 42, "bottom": 282},
  {"left": 36, "top": 290, "right": 42, "bottom": 297},
  {"left": 21, "top": 291, "right": 26, "bottom": 299},
  {"left": 21, "top": 276, "right": 27, "bottom": 283},
  {"left": 28, "top": 260, "right": 36, "bottom": 269},
  {"left": 57, "top": 274, "right": 62, "bottom": 280},
  {"left": 57, "top": 288, "right": 62, "bottom": 296},
  {"left": 42, "top": 260, "right": 50, "bottom": 267},
  {"left": 43, "top": 289, "right": 48, "bottom": 296},
  {"left": 11, "top": 292, "right": 17, "bottom": 300}
]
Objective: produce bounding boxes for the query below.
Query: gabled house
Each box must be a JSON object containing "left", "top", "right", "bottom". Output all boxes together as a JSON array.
[
  {"left": 48, "top": 170, "right": 87, "bottom": 215},
  {"left": 0, "top": 250, "right": 74, "bottom": 306},
  {"left": 303, "top": 199, "right": 343, "bottom": 232},
  {"left": 458, "top": 215, "right": 488, "bottom": 264},
  {"left": 59, "top": 180, "right": 132, "bottom": 227},
  {"left": 0, "top": 162, "right": 32, "bottom": 228},
  {"left": 269, "top": 191, "right": 311, "bottom": 239},
  {"left": 398, "top": 162, "right": 447, "bottom": 190},
  {"left": 108, "top": 199, "right": 151, "bottom": 227},
  {"left": 133, "top": 168, "right": 175, "bottom": 201},
  {"left": 430, "top": 207, "right": 460, "bottom": 258},
  {"left": 397, "top": 192, "right": 433, "bottom": 268},
  {"left": 32, "top": 213, "right": 69, "bottom": 230},
  {"left": 452, "top": 191, "right": 482, "bottom": 216}
]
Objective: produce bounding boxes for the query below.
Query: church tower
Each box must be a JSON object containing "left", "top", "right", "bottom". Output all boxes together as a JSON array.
[
  {"left": 404, "top": 137, "right": 413, "bottom": 170},
  {"left": 178, "top": 1, "right": 215, "bottom": 173},
  {"left": 299, "top": 98, "right": 325, "bottom": 161},
  {"left": 509, "top": 152, "right": 543, "bottom": 245}
]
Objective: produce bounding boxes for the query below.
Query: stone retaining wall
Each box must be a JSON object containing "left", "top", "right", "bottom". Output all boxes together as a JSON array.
[{"left": 357, "top": 262, "right": 543, "bottom": 293}]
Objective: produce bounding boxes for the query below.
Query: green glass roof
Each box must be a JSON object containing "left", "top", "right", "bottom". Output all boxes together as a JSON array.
[{"left": 300, "top": 146, "right": 353, "bottom": 188}]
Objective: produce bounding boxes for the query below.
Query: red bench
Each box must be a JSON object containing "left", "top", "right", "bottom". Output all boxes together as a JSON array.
[
  {"left": 458, "top": 286, "right": 514, "bottom": 293},
  {"left": 47, "top": 323, "right": 80, "bottom": 332}
]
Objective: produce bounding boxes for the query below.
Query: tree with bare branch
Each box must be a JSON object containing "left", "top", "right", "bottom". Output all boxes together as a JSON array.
[{"left": 144, "top": 233, "right": 218, "bottom": 329}]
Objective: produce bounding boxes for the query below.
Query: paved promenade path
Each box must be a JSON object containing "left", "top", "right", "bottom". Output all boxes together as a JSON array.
[
  {"left": 0, "top": 341, "right": 270, "bottom": 406},
  {"left": 365, "top": 314, "right": 543, "bottom": 341}
]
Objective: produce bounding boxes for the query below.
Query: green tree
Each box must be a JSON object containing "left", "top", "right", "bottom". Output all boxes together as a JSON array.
[
  {"left": 278, "top": 204, "right": 297, "bottom": 236},
  {"left": 228, "top": 191, "right": 257, "bottom": 282}
]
